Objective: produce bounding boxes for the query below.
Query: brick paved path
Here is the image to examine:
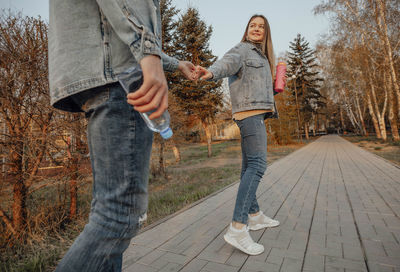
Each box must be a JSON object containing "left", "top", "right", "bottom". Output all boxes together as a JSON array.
[{"left": 123, "top": 135, "right": 400, "bottom": 272}]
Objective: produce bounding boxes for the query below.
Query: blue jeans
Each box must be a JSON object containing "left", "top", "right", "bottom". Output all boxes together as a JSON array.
[
  {"left": 232, "top": 114, "right": 267, "bottom": 224},
  {"left": 56, "top": 83, "right": 153, "bottom": 271}
]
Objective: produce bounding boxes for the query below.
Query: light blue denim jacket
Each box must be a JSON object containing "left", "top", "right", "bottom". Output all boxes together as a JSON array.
[
  {"left": 208, "top": 42, "right": 276, "bottom": 117},
  {"left": 49, "top": 0, "right": 178, "bottom": 112}
]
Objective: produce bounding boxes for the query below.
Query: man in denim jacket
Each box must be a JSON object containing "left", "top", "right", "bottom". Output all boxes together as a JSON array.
[{"left": 49, "top": 0, "right": 194, "bottom": 271}]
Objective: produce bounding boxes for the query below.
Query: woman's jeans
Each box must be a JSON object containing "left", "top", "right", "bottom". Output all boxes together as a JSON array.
[
  {"left": 56, "top": 83, "right": 153, "bottom": 271},
  {"left": 233, "top": 114, "right": 267, "bottom": 225}
]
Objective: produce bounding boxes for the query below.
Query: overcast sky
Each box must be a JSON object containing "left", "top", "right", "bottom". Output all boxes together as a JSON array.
[{"left": 0, "top": 0, "right": 330, "bottom": 58}]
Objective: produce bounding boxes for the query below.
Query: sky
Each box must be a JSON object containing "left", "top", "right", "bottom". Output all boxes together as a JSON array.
[{"left": 0, "top": 0, "right": 330, "bottom": 58}]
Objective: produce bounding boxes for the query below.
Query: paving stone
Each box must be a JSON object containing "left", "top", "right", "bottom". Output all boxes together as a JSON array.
[
  {"left": 179, "top": 258, "right": 208, "bottom": 272},
  {"left": 266, "top": 253, "right": 284, "bottom": 267},
  {"left": 122, "top": 245, "right": 154, "bottom": 268},
  {"left": 268, "top": 248, "right": 304, "bottom": 261},
  {"left": 160, "top": 252, "right": 188, "bottom": 265},
  {"left": 201, "top": 262, "right": 239, "bottom": 272},
  {"left": 280, "top": 257, "right": 303, "bottom": 272},
  {"left": 124, "top": 263, "right": 158, "bottom": 272},
  {"left": 342, "top": 244, "right": 364, "bottom": 261},
  {"left": 363, "top": 240, "right": 387, "bottom": 257},
  {"left": 325, "top": 256, "right": 367, "bottom": 270},
  {"left": 241, "top": 259, "right": 280, "bottom": 272},
  {"left": 157, "top": 262, "right": 183, "bottom": 272},
  {"left": 303, "top": 253, "right": 324, "bottom": 271},
  {"left": 137, "top": 249, "right": 166, "bottom": 265}
]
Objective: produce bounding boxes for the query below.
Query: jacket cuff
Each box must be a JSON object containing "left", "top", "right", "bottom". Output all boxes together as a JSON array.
[
  {"left": 161, "top": 52, "right": 179, "bottom": 72},
  {"left": 208, "top": 66, "right": 220, "bottom": 80},
  {"left": 130, "top": 30, "right": 162, "bottom": 62}
]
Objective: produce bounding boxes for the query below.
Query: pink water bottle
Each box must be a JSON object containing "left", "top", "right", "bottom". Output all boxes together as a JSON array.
[{"left": 274, "top": 62, "right": 287, "bottom": 93}]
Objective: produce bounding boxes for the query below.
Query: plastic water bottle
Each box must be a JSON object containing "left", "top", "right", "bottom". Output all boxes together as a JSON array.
[{"left": 119, "top": 66, "right": 173, "bottom": 139}]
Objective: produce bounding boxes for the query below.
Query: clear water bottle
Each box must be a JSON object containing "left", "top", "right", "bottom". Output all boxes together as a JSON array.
[{"left": 119, "top": 66, "right": 173, "bottom": 139}]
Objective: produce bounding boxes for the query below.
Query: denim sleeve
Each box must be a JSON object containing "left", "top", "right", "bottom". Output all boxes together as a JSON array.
[
  {"left": 161, "top": 52, "right": 179, "bottom": 72},
  {"left": 208, "top": 43, "right": 243, "bottom": 80},
  {"left": 96, "top": 0, "right": 163, "bottom": 62}
]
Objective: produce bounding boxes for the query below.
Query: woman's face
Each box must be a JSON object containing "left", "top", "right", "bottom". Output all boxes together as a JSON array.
[{"left": 247, "top": 17, "right": 265, "bottom": 43}]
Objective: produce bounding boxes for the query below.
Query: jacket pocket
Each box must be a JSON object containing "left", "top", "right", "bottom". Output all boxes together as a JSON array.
[{"left": 245, "top": 59, "right": 265, "bottom": 68}]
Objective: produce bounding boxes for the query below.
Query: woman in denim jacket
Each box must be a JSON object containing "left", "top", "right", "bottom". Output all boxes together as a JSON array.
[{"left": 196, "top": 15, "right": 280, "bottom": 255}]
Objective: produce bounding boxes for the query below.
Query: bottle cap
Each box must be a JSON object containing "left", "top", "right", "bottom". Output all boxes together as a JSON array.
[{"left": 160, "top": 127, "right": 173, "bottom": 139}]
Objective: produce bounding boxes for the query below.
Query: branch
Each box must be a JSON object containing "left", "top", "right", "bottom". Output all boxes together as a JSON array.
[{"left": 0, "top": 208, "right": 16, "bottom": 236}]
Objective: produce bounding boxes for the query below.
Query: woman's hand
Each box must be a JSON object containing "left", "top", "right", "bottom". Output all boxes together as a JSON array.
[{"left": 195, "top": 66, "right": 213, "bottom": 80}]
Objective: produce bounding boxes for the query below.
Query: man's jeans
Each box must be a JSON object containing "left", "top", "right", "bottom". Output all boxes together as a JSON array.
[
  {"left": 56, "top": 83, "right": 153, "bottom": 271},
  {"left": 232, "top": 114, "right": 267, "bottom": 224}
]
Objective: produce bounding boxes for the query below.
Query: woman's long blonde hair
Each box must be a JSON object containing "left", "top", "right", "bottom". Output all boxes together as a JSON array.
[{"left": 241, "top": 15, "right": 275, "bottom": 79}]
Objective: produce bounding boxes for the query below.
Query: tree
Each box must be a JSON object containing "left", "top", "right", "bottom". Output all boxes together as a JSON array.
[
  {"left": 0, "top": 11, "right": 88, "bottom": 239},
  {"left": 171, "top": 7, "right": 223, "bottom": 157},
  {"left": 0, "top": 12, "right": 52, "bottom": 235},
  {"left": 315, "top": 0, "right": 399, "bottom": 141},
  {"left": 287, "top": 34, "right": 325, "bottom": 139}
]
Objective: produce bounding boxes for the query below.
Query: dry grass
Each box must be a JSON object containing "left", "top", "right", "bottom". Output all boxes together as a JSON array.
[
  {"left": 1, "top": 139, "right": 311, "bottom": 271},
  {"left": 343, "top": 135, "right": 400, "bottom": 166}
]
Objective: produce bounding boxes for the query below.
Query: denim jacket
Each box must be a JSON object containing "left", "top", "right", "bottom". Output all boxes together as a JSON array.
[
  {"left": 49, "top": 0, "right": 178, "bottom": 112},
  {"left": 208, "top": 42, "right": 277, "bottom": 117}
]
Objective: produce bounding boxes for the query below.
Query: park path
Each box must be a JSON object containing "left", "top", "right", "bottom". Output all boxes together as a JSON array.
[{"left": 123, "top": 135, "right": 400, "bottom": 272}]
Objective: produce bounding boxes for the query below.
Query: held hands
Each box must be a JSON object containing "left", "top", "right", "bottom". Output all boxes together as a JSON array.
[
  {"left": 191, "top": 65, "right": 213, "bottom": 81},
  {"left": 126, "top": 57, "right": 210, "bottom": 119}
]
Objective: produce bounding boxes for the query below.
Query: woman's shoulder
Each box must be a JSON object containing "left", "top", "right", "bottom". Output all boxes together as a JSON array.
[
  {"left": 227, "top": 42, "right": 252, "bottom": 56},
  {"left": 233, "top": 42, "right": 252, "bottom": 50}
]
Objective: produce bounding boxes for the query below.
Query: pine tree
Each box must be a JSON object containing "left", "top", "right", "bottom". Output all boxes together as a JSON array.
[
  {"left": 287, "top": 34, "right": 325, "bottom": 139},
  {"left": 153, "top": 0, "right": 182, "bottom": 175},
  {"left": 160, "top": 0, "right": 179, "bottom": 55},
  {"left": 171, "top": 7, "right": 223, "bottom": 157}
]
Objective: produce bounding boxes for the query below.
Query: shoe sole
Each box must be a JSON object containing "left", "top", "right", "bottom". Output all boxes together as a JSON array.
[
  {"left": 223, "top": 234, "right": 264, "bottom": 255},
  {"left": 248, "top": 222, "right": 280, "bottom": 231}
]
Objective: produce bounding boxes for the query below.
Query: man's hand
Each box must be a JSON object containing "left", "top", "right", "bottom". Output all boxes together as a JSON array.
[
  {"left": 195, "top": 66, "right": 213, "bottom": 80},
  {"left": 178, "top": 61, "right": 196, "bottom": 80},
  {"left": 127, "top": 55, "right": 168, "bottom": 119}
]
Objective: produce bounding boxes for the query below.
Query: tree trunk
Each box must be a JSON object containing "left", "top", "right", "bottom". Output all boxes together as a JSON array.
[
  {"left": 312, "top": 113, "right": 316, "bottom": 136},
  {"left": 171, "top": 140, "right": 181, "bottom": 162},
  {"left": 12, "top": 180, "right": 27, "bottom": 232},
  {"left": 355, "top": 93, "right": 367, "bottom": 136},
  {"left": 66, "top": 132, "right": 78, "bottom": 220},
  {"left": 340, "top": 105, "right": 346, "bottom": 132},
  {"left": 69, "top": 157, "right": 78, "bottom": 220},
  {"left": 10, "top": 141, "right": 26, "bottom": 233},
  {"left": 376, "top": 0, "right": 400, "bottom": 117},
  {"left": 305, "top": 122, "right": 309, "bottom": 140},
  {"left": 386, "top": 72, "right": 400, "bottom": 141},
  {"left": 378, "top": 116, "right": 387, "bottom": 141},
  {"left": 369, "top": 71, "right": 388, "bottom": 140},
  {"left": 201, "top": 120, "right": 212, "bottom": 157},
  {"left": 159, "top": 141, "right": 166, "bottom": 177},
  {"left": 366, "top": 92, "right": 382, "bottom": 139}
]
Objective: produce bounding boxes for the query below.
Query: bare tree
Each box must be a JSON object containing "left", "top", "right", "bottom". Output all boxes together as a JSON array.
[
  {"left": 315, "top": 0, "right": 399, "bottom": 140},
  {"left": 0, "top": 12, "right": 52, "bottom": 235}
]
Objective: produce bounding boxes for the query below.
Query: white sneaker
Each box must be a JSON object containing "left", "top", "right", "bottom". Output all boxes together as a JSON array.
[
  {"left": 223, "top": 223, "right": 264, "bottom": 255},
  {"left": 248, "top": 211, "right": 280, "bottom": 231}
]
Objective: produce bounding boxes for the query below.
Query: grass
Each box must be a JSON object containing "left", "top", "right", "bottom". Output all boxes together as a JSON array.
[
  {"left": 1, "top": 139, "right": 311, "bottom": 271},
  {"left": 343, "top": 135, "right": 400, "bottom": 166}
]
